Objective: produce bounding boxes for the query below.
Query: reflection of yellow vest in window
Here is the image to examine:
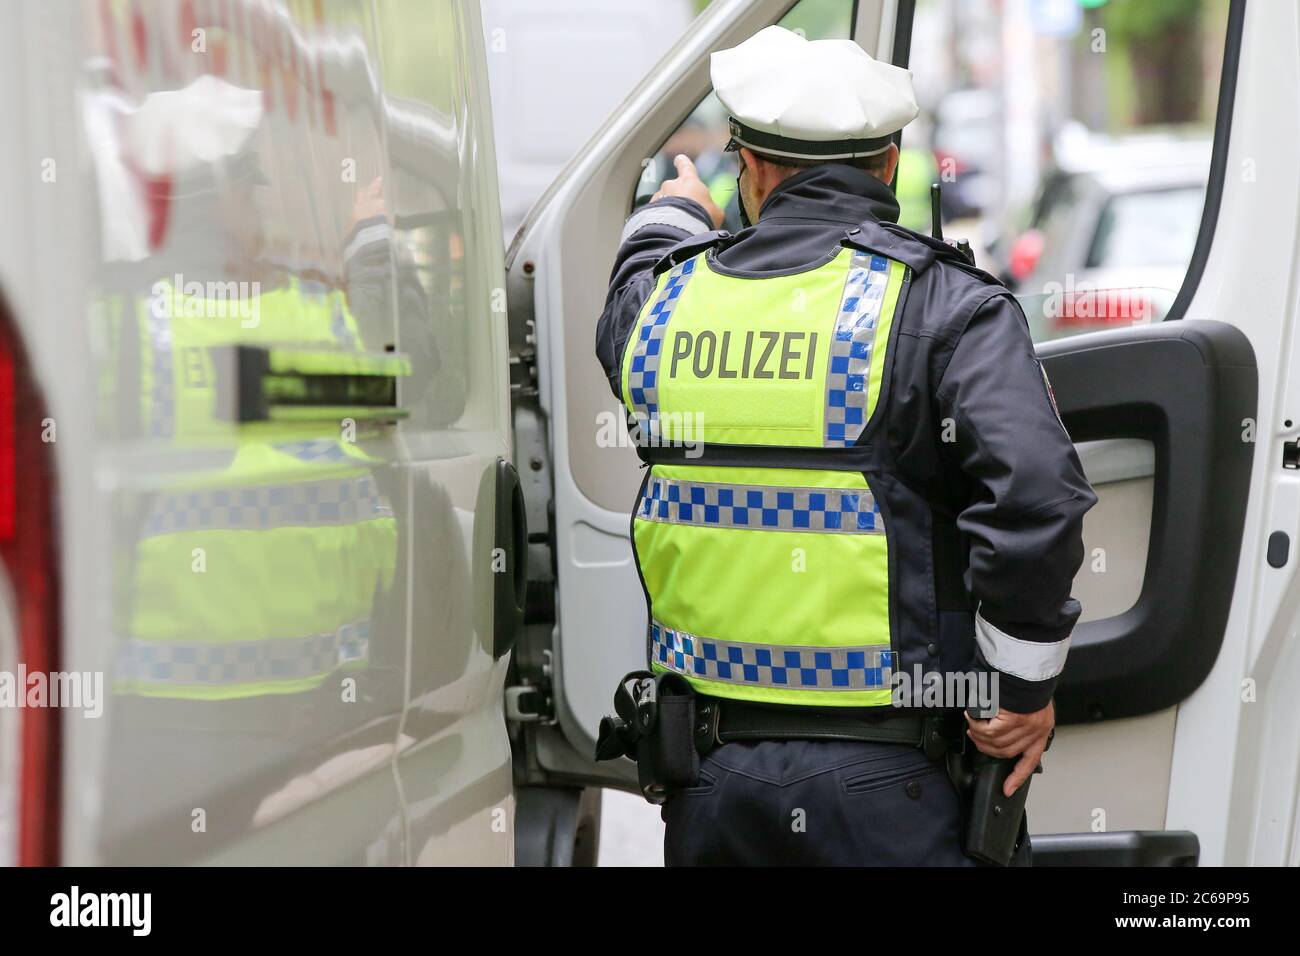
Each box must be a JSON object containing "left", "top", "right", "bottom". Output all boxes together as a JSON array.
[
  {"left": 116, "top": 277, "right": 398, "bottom": 701},
  {"left": 621, "top": 248, "right": 906, "bottom": 708}
]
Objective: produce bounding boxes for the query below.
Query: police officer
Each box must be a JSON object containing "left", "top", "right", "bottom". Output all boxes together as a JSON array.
[{"left": 594, "top": 26, "right": 1096, "bottom": 866}]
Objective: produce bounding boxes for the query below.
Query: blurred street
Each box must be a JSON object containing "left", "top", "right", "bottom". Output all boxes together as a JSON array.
[{"left": 598, "top": 792, "right": 665, "bottom": 867}]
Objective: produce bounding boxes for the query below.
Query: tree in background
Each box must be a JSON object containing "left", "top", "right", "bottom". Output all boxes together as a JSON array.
[{"left": 1094, "top": 0, "right": 1209, "bottom": 126}]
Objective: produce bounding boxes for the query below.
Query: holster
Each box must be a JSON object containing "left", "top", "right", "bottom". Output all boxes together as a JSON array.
[
  {"left": 948, "top": 748, "right": 1031, "bottom": 866},
  {"left": 946, "top": 709, "right": 1048, "bottom": 866},
  {"left": 594, "top": 671, "right": 704, "bottom": 804}
]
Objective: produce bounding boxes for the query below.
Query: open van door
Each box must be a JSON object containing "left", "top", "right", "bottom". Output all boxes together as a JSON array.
[
  {"left": 505, "top": 0, "right": 916, "bottom": 799},
  {"left": 511, "top": 0, "right": 1291, "bottom": 868},
  {"left": 1023, "top": 0, "right": 1300, "bottom": 867}
]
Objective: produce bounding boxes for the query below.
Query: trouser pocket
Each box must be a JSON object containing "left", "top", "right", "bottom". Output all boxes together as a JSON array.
[{"left": 841, "top": 755, "right": 948, "bottom": 796}]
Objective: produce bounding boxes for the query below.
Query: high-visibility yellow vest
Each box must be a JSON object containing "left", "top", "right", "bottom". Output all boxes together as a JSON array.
[
  {"left": 115, "top": 277, "right": 398, "bottom": 701},
  {"left": 621, "top": 247, "right": 906, "bottom": 707}
]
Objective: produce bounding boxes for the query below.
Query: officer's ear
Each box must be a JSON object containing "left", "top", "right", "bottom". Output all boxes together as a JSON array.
[
  {"left": 738, "top": 147, "right": 781, "bottom": 195},
  {"left": 871, "top": 143, "right": 900, "bottom": 186},
  {"left": 737, "top": 146, "right": 757, "bottom": 178}
]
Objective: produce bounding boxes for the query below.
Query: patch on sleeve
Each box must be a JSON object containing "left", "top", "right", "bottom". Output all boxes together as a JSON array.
[{"left": 1037, "top": 360, "right": 1067, "bottom": 433}]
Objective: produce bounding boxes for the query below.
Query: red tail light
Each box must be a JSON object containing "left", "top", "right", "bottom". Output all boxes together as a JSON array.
[
  {"left": 1007, "top": 229, "right": 1044, "bottom": 284},
  {"left": 0, "top": 292, "right": 61, "bottom": 866},
  {"left": 932, "top": 149, "right": 969, "bottom": 177}
]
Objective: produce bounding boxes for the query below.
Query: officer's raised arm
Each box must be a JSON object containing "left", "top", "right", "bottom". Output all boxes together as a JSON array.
[
  {"left": 935, "top": 292, "right": 1098, "bottom": 716},
  {"left": 594, "top": 155, "right": 723, "bottom": 399}
]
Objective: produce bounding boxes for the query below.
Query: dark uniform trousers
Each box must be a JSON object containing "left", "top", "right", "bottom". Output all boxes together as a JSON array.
[{"left": 663, "top": 739, "right": 1030, "bottom": 867}]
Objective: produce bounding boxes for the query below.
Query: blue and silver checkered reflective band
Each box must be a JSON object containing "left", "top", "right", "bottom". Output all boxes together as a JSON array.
[
  {"left": 626, "top": 257, "right": 699, "bottom": 440},
  {"left": 116, "top": 619, "right": 371, "bottom": 687},
  {"left": 824, "top": 252, "right": 893, "bottom": 447},
  {"left": 142, "top": 474, "right": 392, "bottom": 537},
  {"left": 651, "top": 620, "right": 893, "bottom": 690},
  {"left": 639, "top": 476, "right": 883, "bottom": 533},
  {"left": 273, "top": 439, "right": 355, "bottom": 463}
]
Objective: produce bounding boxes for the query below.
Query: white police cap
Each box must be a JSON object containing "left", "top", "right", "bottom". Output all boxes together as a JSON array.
[
  {"left": 126, "top": 75, "right": 263, "bottom": 178},
  {"left": 711, "top": 26, "right": 919, "bottom": 161}
]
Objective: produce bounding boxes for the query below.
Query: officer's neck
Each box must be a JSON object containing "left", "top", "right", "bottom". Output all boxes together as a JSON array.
[{"left": 757, "top": 163, "right": 901, "bottom": 226}]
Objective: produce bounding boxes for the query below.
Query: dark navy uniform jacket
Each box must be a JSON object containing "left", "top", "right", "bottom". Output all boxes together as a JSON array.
[{"left": 595, "top": 164, "right": 1096, "bottom": 713}]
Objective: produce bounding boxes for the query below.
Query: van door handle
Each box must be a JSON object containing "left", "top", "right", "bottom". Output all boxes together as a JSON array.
[
  {"left": 494, "top": 458, "right": 529, "bottom": 659},
  {"left": 212, "top": 344, "right": 412, "bottom": 423}
]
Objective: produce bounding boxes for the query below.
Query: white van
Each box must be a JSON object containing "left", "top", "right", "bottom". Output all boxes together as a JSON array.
[{"left": 0, "top": 0, "right": 1293, "bottom": 867}]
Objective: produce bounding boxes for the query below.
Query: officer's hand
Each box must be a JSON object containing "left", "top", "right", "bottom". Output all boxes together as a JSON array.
[
  {"left": 964, "top": 701, "right": 1054, "bottom": 797},
  {"left": 652, "top": 154, "right": 725, "bottom": 229},
  {"left": 351, "top": 176, "right": 386, "bottom": 225}
]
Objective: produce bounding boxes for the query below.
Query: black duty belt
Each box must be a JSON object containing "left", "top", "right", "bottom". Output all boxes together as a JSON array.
[
  {"left": 594, "top": 673, "right": 970, "bottom": 805},
  {"left": 696, "top": 697, "right": 964, "bottom": 760}
]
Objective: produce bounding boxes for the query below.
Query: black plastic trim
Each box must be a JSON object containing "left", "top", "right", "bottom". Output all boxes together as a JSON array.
[
  {"left": 1038, "top": 321, "right": 1256, "bottom": 724},
  {"left": 1267, "top": 531, "right": 1289, "bottom": 569},
  {"left": 892, "top": 0, "right": 915, "bottom": 70},
  {"left": 1163, "top": 0, "right": 1246, "bottom": 325},
  {"left": 888, "top": 0, "right": 916, "bottom": 195},
  {"left": 493, "top": 458, "right": 529, "bottom": 659},
  {"left": 1032, "top": 830, "right": 1199, "bottom": 867},
  {"left": 235, "top": 345, "right": 271, "bottom": 422},
  {"left": 213, "top": 344, "right": 405, "bottom": 422}
]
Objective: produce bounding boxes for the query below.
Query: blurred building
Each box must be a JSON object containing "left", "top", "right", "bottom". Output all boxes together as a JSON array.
[{"left": 480, "top": 0, "right": 695, "bottom": 241}]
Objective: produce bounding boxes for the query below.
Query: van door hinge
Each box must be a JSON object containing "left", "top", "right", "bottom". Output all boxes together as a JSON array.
[
  {"left": 505, "top": 683, "right": 556, "bottom": 724},
  {"left": 506, "top": 650, "right": 557, "bottom": 725},
  {"left": 509, "top": 320, "right": 539, "bottom": 398}
]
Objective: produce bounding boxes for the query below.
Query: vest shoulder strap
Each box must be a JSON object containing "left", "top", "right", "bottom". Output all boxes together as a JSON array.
[
  {"left": 840, "top": 220, "right": 937, "bottom": 275},
  {"left": 843, "top": 219, "right": 1006, "bottom": 287},
  {"left": 652, "top": 229, "right": 733, "bottom": 276}
]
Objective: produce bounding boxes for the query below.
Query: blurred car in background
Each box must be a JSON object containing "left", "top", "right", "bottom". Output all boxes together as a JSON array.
[
  {"left": 1006, "top": 135, "right": 1210, "bottom": 341},
  {"left": 931, "top": 88, "right": 1001, "bottom": 221}
]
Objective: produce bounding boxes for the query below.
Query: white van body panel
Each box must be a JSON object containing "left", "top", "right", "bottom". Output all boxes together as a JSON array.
[{"left": 0, "top": 0, "right": 513, "bottom": 865}]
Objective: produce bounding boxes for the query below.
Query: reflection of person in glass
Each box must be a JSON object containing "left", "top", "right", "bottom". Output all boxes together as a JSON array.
[
  {"left": 93, "top": 76, "right": 399, "bottom": 855},
  {"left": 596, "top": 27, "right": 1094, "bottom": 867}
]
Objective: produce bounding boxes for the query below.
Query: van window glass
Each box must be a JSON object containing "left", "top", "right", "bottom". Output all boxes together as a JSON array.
[
  {"left": 901, "top": 0, "right": 1231, "bottom": 342},
  {"left": 633, "top": 0, "right": 856, "bottom": 231}
]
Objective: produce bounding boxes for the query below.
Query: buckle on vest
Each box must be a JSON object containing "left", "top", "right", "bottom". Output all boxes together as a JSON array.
[{"left": 653, "top": 230, "right": 734, "bottom": 276}]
